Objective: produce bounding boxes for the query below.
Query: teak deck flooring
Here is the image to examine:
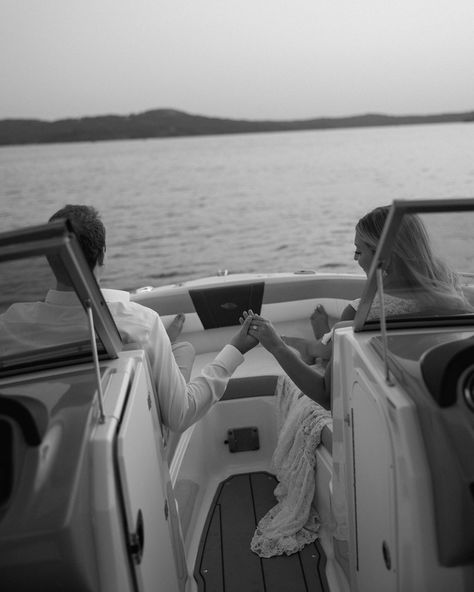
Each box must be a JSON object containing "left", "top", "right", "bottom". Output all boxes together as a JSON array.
[{"left": 194, "top": 472, "right": 329, "bottom": 592}]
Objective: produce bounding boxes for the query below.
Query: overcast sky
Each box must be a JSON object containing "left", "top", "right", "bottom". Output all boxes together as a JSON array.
[{"left": 1, "top": 0, "right": 473, "bottom": 121}]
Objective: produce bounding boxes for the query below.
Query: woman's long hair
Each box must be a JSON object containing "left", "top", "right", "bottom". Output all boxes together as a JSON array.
[{"left": 356, "top": 206, "right": 471, "bottom": 313}]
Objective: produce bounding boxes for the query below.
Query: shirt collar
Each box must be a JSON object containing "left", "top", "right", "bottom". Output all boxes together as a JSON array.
[
  {"left": 45, "top": 288, "right": 130, "bottom": 306},
  {"left": 45, "top": 289, "right": 81, "bottom": 306}
]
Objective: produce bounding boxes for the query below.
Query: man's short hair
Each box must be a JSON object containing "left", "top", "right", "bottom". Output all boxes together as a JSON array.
[
  {"left": 49, "top": 205, "right": 106, "bottom": 270},
  {"left": 48, "top": 205, "right": 106, "bottom": 286}
]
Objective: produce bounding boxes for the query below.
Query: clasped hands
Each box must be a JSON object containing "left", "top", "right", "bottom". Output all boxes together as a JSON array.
[{"left": 238, "top": 309, "right": 283, "bottom": 353}]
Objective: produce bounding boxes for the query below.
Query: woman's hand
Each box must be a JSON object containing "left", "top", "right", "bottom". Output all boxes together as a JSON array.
[{"left": 240, "top": 312, "right": 284, "bottom": 354}]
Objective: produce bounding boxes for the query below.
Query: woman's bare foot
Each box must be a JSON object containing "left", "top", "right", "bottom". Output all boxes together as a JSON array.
[
  {"left": 310, "top": 304, "right": 330, "bottom": 340},
  {"left": 166, "top": 313, "right": 185, "bottom": 343},
  {"left": 282, "top": 336, "right": 317, "bottom": 365}
]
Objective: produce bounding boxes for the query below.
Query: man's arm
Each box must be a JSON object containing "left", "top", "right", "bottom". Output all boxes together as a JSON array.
[{"left": 149, "top": 315, "right": 256, "bottom": 432}]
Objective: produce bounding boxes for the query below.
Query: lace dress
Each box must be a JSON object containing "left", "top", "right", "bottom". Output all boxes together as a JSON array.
[
  {"left": 250, "top": 375, "right": 332, "bottom": 557},
  {"left": 350, "top": 293, "right": 421, "bottom": 319}
]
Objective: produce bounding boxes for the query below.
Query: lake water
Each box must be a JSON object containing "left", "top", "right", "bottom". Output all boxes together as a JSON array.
[{"left": 1, "top": 123, "right": 474, "bottom": 291}]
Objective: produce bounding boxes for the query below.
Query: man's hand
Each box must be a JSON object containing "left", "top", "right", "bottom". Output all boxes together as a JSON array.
[
  {"left": 246, "top": 314, "right": 284, "bottom": 354},
  {"left": 230, "top": 311, "right": 258, "bottom": 354}
]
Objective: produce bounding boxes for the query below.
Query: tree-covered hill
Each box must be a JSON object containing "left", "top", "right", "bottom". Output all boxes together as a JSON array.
[{"left": 1, "top": 108, "right": 473, "bottom": 146}]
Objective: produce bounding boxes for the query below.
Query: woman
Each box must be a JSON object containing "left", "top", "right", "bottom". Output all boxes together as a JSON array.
[
  {"left": 243, "top": 205, "right": 470, "bottom": 407},
  {"left": 354, "top": 205, "right": 469, "bottom": 317}
]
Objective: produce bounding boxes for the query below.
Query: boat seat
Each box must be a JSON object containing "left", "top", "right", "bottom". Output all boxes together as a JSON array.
[
  {"left": 179, "top": 297, "right": 344, "bottom": 456},
  {"left": 162, "top": 296, "right": 354, "bottom": 356}
]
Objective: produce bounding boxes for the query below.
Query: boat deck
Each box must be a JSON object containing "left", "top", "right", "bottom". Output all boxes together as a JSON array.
[{"left": 194, "top": 472, "right": 329, "bottom": 592}]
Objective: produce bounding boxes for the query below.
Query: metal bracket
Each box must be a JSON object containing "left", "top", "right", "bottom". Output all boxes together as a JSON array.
[{"left": 128, "top": 509, "right": 144, "bottom": 565}]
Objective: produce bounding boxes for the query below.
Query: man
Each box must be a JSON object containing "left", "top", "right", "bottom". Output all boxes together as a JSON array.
[{"left": 1, "top": 205, "right": 257, "bottom": 432}]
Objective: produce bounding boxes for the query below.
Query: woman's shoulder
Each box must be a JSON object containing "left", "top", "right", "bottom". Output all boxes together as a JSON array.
[{"left": 369, "top": 293, "right": 420, "bottom": 318}]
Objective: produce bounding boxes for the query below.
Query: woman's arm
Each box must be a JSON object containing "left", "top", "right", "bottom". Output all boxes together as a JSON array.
[{"left": 246, "top": 314, "right": 330, "bottom": 408}]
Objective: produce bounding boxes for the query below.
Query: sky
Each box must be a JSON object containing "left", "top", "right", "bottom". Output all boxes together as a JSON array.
[{"left": 1, "top": 0, "right": 474, "bottom": 121}]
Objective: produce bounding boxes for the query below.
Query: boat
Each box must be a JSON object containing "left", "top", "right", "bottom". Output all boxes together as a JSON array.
[{"left": 0, "top": 198, "right": 473, "bottom": 591}]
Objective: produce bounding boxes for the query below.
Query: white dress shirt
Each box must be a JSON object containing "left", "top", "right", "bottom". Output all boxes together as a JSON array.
[{"left": 0, "top": 288, "right": 244, "bottom": 432}]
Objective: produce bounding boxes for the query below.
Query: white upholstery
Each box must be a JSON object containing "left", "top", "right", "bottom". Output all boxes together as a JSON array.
[{"left": 163, "top": 298, "right": 352, "bottom": 356}]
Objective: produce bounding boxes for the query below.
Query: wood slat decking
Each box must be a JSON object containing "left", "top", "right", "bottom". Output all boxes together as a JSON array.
[{"left": 194, "top": 472, "right": 329, "bottom": 592}]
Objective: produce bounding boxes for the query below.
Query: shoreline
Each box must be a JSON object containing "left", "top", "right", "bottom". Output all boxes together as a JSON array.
[{"left": 1, "top": 108, "right": 473, "bottom": 147}]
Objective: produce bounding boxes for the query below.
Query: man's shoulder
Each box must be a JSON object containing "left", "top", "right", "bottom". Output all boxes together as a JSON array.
[
  {"left": 108, "top": 301, "right": 162, "bottom": 336},
  {"left": 103, "top": 288, "right": 157, "bottom": 314},
  {"left": 1, "top": 301, "right": 43, "bottom": 319},
  {"left": 108, "top": 298, "right": 158, "bottom": 317}
]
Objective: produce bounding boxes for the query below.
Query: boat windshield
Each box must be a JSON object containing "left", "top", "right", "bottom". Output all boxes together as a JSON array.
[
  {"left": 0, "top": 221, "right": 122, "bottom": 378},
  {"left": 354, "top": 198, "right": 474, "bottom": 332}
]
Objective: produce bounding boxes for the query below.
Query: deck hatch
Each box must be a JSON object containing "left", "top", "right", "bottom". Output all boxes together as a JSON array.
[{"left": 225, "top": 427, "right": 260, "bottom": 453}]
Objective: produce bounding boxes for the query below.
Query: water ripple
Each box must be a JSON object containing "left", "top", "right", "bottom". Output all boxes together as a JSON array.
[{"left": 2, "top": 124, "right": 474, "bottom": 288}]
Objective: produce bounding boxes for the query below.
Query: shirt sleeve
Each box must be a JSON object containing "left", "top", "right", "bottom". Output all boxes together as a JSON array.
[
  {"left": 320, "top": 330, "right": 333, "bottom": 345},
  {"left": 147, "top": 316, "right": 244, "bottom": 432}
]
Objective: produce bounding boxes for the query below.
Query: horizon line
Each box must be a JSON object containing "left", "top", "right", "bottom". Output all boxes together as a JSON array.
[{"left": 2, "top": 106, "right": 474, "bottom": 124}]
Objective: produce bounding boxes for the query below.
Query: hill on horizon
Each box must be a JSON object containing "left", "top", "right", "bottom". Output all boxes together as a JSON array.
[{"left": 1, "top": 108, "right": 473, "bottom": 146}]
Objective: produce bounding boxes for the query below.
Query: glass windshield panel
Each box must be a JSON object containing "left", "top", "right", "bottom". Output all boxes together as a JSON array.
[
  {"left": 0, "top": 253, "right": 106, "bottom": 368},
  {"left": 1, "top": 255, "right": 55, "bottom": 314},
  {"left": 356, "top": 199, "right": 474, "bottom": 330},
  {"left": 0, "top": 221, "right": 122, "bottom": 377}
]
